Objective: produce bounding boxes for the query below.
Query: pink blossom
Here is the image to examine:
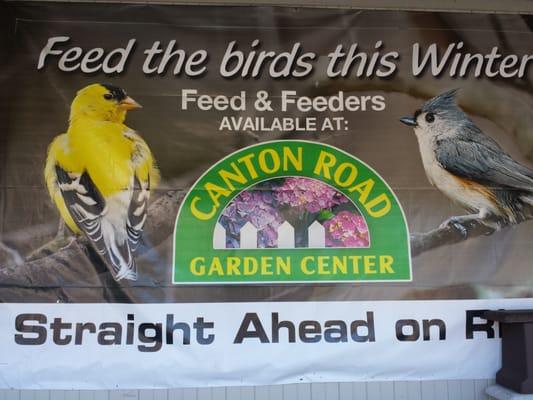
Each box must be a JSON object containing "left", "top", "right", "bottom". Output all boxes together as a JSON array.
[
  {"left": 323, "top": 211, "right": 369, "bottom": 248},
  {"left": 273, "top": 177, "right": 348, "bottom": 213}
]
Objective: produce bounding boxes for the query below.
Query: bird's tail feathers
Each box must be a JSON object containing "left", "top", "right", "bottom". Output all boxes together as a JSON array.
[
  {"left": 521, "top": 195, "right": 533, "bottom": 208},
  {"left": 520, "top": 195, "right": 533, "bottom": 220},
  {"left": 96, "top": 220, "right": 138, "bottom": 281}
]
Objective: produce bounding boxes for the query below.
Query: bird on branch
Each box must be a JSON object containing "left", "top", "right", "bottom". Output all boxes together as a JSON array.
[
  {"left": 400, "top": 89, "right": 533, "bottom": 237},
  {"left": 45, "top": 83, "right": 159, "bottom": 281}
]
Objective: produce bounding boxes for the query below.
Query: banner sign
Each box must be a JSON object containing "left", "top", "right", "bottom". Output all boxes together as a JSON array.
[
  {"left": 5, "top": 299, "right": 533, "bottom": 390},
  {"left": 1, "top": 2, "right": 533, "bottom": 389}
]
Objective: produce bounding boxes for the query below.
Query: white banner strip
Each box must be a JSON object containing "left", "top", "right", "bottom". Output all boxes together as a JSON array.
[{"left": 2, "top": 298, "right": 533, "bottom": 389}]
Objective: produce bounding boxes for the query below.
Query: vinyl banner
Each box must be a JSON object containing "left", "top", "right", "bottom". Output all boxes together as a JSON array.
[{"left": 1, "top": 2, "right": 533, "bottom": 389}]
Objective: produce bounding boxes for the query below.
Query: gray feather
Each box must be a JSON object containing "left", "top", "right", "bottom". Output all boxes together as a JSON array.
[
  {"left": 435, "top": 138, "right": 533, "bottom": 191},
  {"left": 421, "top": 89, "right": 460, "bottom": 114}
]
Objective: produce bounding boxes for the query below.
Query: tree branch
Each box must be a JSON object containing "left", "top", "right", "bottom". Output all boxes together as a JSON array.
[
  {"left": 0, "top": 241, "right": 24, "bottom": 266},
  {"left": 410, "top": 218, "right": 498, "bottom": 257}
]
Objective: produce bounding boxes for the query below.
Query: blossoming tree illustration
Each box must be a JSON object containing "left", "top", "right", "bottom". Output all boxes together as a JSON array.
[{"left": 217, "top": 177, "right": 369, "bottom": 249}]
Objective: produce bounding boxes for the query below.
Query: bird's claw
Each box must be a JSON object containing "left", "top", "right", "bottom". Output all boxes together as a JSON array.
[
  {"left": 452, "top": 221, "right": 468, "bottom": 239},
  {"left": 441, "top": 217, "right": 469, "bottom": 239}
]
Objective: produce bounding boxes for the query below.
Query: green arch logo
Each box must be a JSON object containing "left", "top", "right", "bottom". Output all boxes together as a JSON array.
[{"left": 173, "top": 140, "right": 411, "bottom": 284}]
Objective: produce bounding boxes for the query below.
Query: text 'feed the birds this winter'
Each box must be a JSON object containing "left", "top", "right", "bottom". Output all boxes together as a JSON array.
[{"left": 1, "top": 3, "right": 533, "bottom": 389}]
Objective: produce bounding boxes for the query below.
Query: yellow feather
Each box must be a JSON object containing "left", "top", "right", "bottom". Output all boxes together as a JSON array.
[
  {"left": 68, "top": 118, "right": 135, "bottom": 197},
  {"left": 44, "top": 134, "right": 82, "bottom": 233},
  {"left": 125, "top": 130, "right": 160, "bottom": 187}
]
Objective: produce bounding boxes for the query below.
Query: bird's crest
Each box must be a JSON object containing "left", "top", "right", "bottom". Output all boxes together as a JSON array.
[{"left": 421, "top": 88, "right": 459, "bottom": 114}]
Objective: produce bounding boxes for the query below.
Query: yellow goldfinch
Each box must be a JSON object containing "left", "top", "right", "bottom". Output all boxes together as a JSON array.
[{"left": 45, "top": 83, "right": 159, "bottom": 281}]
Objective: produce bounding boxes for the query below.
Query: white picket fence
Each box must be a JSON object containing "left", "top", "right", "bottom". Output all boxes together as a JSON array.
[{"left": 213, "top": 220, "right": 326, "bottom": 249}]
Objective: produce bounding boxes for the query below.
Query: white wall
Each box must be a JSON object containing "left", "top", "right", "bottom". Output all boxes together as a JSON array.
[{"left": 0, "top": 380, "right": 496, "bottom": 400}]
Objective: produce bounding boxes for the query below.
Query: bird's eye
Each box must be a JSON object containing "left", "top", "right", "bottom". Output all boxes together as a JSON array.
[
  {"left": 103, "top": 93, "right": 113, "bottom": 100},
  {"left": 425, "top": 112, "right": 435, "bottom": 123}
]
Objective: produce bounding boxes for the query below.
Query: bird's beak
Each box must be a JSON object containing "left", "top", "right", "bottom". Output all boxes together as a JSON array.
[
  {"left": 400, "top": 116, "right": 417, "bottom": 127},
  {"left": 118, "top": 96, "right": 142, "bottom": 110}
]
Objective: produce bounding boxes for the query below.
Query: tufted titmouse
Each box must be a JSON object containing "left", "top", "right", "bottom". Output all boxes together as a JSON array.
[{"left": 400, "top": 89, "right": 533, "bottom": 236}]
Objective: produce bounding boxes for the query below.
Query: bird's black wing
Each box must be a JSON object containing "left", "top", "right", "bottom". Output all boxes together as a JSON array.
[
  {"left": 55, "top": 165, "right": 106, "bottom": 236},
  {"left": 435, "top": 137, "right": 533, "bottom": 191},
  {"left": 126, "top": 175, "right": 150, "bottom": 252},
  {"left": 55, "top": 165, "right": 135, "bottom": 280}
]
